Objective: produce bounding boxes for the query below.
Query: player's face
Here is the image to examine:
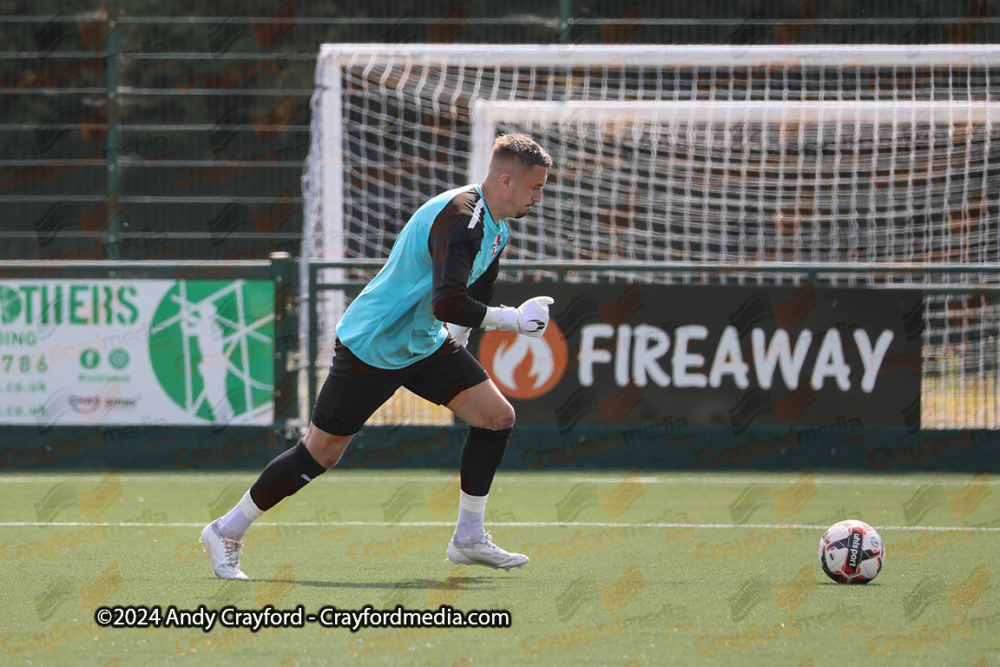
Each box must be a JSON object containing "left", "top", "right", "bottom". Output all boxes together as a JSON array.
[{"left": 507, "top": 165, "right": 549, "bottom": 219}]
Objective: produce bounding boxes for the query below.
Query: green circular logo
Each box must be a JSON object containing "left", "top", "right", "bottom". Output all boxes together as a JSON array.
[
  {"left": 80, "top": 348, "right": 100, "bottom": 369},
  {"left": 148, "top": 281, "right": 274, "bottom": 422},
  {"left": 108, "top": 348, "right": 130, "bottom": 370},
  {"left": 0, "top": 286, "right": 22, "bottom": 324}
]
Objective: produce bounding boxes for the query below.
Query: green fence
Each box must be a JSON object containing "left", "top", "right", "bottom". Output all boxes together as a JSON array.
[{"left": 2, "top": 2, "right": 999, "bottom": 262}]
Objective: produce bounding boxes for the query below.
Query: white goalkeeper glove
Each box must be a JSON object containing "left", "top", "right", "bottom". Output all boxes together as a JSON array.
[
  {"left": 446, "top": 322, "right": 472, "bottom": 348},
  {"left": 480, "top": 296, "right": 554, "bottom": 338}
]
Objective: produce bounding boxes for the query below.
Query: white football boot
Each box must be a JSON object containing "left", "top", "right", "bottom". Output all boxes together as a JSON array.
[
  {"left": 446, "top": 531, "right": 529, "bottom": 571},
  {"left": 200, "top": 521, "right": 249, "bottom": 580}
]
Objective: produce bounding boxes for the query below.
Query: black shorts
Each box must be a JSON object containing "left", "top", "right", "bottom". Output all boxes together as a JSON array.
[{"left": 311, "top": 337, "right": 490, "bottom": 436}]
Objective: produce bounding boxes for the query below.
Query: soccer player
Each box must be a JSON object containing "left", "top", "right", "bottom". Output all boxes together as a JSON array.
[{"left": 201, "top": 133, "right": 554, "bottom": 579}]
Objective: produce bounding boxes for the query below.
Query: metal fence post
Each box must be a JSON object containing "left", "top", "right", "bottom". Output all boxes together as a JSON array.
[
  {"left": 104, "top": 8, "right": 121, "bottom": 260},
  {"left": 271, "top": 252, "right": 300, "bottom": 441},
  {"left": 308, "top": 262, "right": 319, "bottom": 419},
  {"left": 559, "top": 0, "right": 572, "bottom": 43}
]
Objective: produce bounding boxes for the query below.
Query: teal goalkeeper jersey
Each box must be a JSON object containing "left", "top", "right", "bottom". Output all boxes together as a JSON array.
[{"left": 335, "top": 183, "right": 509, "bottom": 369}]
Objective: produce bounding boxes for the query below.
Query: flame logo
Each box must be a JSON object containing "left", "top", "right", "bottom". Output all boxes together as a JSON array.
[
  {"left": 478, "top": 319, "right": 568, "bottom": 400},
  {"left": 493, "top": 336, "right": 553, "bottom": 391}
]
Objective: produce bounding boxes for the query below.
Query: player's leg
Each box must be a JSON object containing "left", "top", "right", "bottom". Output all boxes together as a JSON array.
[
  {"left": 447, "top": 379, "right": 514, "bottom": 541},
  {"left": 444, "top": 380, "right": 528, "bottom": 570},
  {"left": 201, "top": 341, "right": 399, "bottom": 579},
  {"left": 200, "top": 432, "right": 338, "bottom": 580},
  {"left": 243, "top": 422, "right": 353, "bottom": 513},
  {"left": 405, "top": 339, "right": 526, "bottom": 570}
]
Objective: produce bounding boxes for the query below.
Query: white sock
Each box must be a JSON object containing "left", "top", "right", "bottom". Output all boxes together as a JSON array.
[
  {"left": 215, "top": 491, "right": 264, "bottom": 540},
  {"left": 454, "top": 491, "right": 488, "bottom": 546}
]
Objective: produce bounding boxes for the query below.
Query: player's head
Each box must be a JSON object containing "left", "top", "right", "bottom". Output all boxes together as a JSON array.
[{"left": 484, "top": 133, "right": 552, "bottom": 220}]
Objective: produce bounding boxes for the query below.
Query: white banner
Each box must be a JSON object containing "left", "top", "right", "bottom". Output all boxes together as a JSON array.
[{"left": 0, "top": 279, "right": 274, "bottom": 427}]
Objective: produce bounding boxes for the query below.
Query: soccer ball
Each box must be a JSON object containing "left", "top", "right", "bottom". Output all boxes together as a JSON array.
[{"left": 818, "top": 520, "right": 885, "bottom": 584}]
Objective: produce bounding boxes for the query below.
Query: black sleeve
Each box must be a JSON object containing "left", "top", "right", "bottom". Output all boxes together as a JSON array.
[
  {"left": 429, "top": 212, "right": 490, "bottom": 328},
  {"left": 468, "top": 252, "right": 502, "bottom": 306}
]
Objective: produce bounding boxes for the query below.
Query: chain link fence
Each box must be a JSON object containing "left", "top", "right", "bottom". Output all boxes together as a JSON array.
[{"left": 1, "top": 1, "right": 997, "bottom": 261}]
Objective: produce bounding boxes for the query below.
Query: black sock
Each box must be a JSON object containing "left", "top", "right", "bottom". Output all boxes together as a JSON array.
[
  {"left": 459, "top": 427, "right": 512, "bottom": 496},
  {"left": 249, "top": 441, "right": 327, "bottom": 511}
]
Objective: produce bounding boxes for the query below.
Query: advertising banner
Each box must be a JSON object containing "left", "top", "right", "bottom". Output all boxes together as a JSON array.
[
  {"left": 473, "top": 282, "right": 923, "bottom": 431},
  {"left": 0, "top": 280, "right": 274, "bottom": 427}
]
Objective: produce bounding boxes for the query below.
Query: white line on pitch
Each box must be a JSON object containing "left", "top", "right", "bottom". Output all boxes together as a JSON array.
[
  {"left": 0, "top": 474, "right": 985, "bottom": 486},
  {"left": 0, "top": 521, "right": 996, "bottom": 532}
]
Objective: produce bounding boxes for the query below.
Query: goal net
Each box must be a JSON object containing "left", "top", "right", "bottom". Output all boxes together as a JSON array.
[{"left": 304, "top": 44, "right": 1000, "bottom": 428}]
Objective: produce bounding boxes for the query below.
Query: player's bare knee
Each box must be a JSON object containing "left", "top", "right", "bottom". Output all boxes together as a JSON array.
[
  {"left": 325, "top": 440, "right": 353, "bottom": 467},
  {"left": 317, "top": 446, "right": 345, "bottom": 468},
  {"left": 464, "top": 401, "right": 514, "bottom": 430},
  {"left": 492, "top": 414, "right": 515, "bottom": 431},
  {"left": 304, "top": 428, "right": 353, "bottom": 468},
  {"left": 490, "top": 403, "right": 516, "bottom": 430}
]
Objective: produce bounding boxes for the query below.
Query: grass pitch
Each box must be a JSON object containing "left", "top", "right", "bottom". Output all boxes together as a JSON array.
[{"left": 1, "top": 469, "right": 998, "bottom": 666}]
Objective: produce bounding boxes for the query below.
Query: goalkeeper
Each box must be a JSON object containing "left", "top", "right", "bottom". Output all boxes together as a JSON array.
[{"left": 201, "top": 133, "right": 554, "bottom": 579}]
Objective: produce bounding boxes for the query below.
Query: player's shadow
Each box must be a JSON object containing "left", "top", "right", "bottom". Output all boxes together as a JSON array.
[{"left": 294, "top": 577, "right": 499, "bottom": 590}]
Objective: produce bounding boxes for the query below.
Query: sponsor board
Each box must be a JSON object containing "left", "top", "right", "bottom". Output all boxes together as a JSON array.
[
  {"left": 474, "top": 283, "right": 921, "bottom": 428},
  {"left": 0, "top": 280, "right": 274, "bottom": 425}
]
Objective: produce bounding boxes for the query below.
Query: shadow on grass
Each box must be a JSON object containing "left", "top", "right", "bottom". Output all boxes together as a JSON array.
[{"left": 294, "top": 577, "right": 497, "bottom": 590}]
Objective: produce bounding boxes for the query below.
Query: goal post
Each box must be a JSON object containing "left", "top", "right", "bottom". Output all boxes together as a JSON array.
[{"left": 304, "top": 43, "right": 1000, "bottom": 428}]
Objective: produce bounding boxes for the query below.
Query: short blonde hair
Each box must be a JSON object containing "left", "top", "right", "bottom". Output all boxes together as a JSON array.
[{"left": 492, "top": 133, "right": 552, "bottom": 169}]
